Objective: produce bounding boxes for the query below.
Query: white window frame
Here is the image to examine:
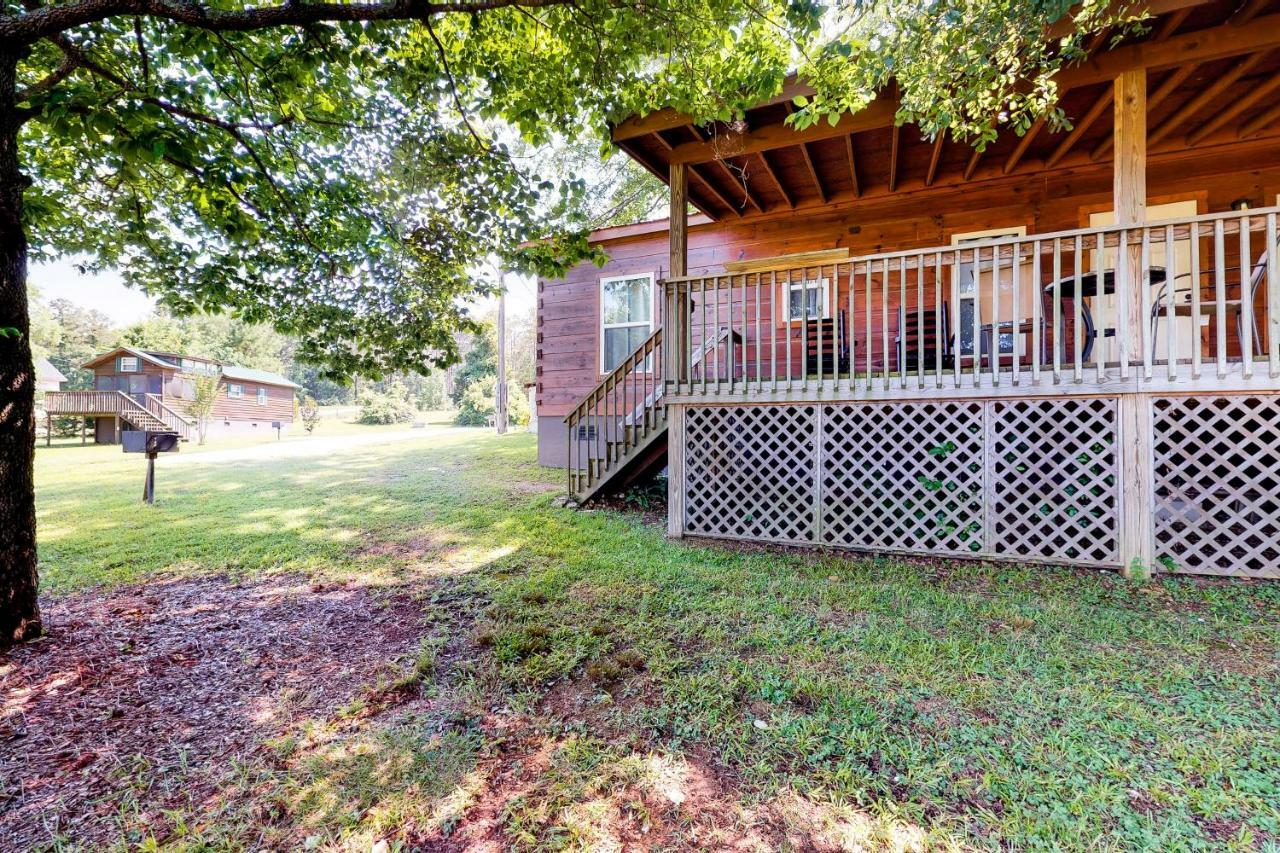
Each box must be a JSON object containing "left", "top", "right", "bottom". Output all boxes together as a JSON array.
[
  {"left": 256, "top": 387, "right": 267, "bottom": 406},
  {"left": 228, "top": 383, "right": 243, "bottom": 398},
  {"left": 783, "top": 278, "right": 832, "bottom": 324},
  {"left": 118, "top": 356, "right": 138, "bottom": 372},
  {"left": 599, "top": 272, "right": 656, "bottom": 373},
  {"left": 950, "top": 226, "right": 1028, "bottom": 356}
]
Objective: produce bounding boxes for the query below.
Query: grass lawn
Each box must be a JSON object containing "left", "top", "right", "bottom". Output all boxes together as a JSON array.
[{"left": 6, "top": 423, "right": 1280, "bottom": 850}]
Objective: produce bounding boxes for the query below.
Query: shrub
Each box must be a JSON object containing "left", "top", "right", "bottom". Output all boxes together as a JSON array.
[
  {"left": 455, "top": 374, "right": 530, "bottom": 427},
  {"left": 358, "top": 384, "right": 416, "bottom": 424}
]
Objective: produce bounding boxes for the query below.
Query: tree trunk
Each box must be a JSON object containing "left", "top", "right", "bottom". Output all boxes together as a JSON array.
[{"left": 0, "top": 48, "right": 41, "bottom": 649}]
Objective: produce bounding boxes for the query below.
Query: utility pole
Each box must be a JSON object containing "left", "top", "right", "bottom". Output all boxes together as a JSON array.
[{"left": 495, "top": 264, "right": 509, "bottom": 434}]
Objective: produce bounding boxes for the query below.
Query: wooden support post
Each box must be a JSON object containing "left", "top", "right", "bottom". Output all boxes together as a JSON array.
[
  {"left": 114, "top": 415, "right": 120, "bottom": 444},
  {"left": 667, "top": 163, "right": 690, "bottom": 385},
  {"left": 81, "top": 417, "right": 86, "bottom": 445},
  {"left": 45, "top": 412, "right": 51, "bottom": 447},
  {"left": 1113, "top": 69, "right": 1154, "bottom": 579},
  {"left": 666, "top": 403, "right": 685, "bottom": 538},
  {"left": 495, "top": 265, "right": 508, "bottom": 435}
]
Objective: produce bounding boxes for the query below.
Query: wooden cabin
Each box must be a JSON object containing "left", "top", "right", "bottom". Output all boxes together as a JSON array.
[
  {"left": 45, "top": 346, "right": 300, "bottom": 443},
  {"left": 537, "top": 0, "right": 1280, "bottom": 579}
]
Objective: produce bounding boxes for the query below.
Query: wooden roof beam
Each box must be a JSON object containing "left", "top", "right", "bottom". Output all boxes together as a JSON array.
[
  {"left": 963, "top": 146, "right": 983, "bottom": 180},
  {"left": 888, "top": 124, "right": 902, "bottom": 192},
  {"left": 615, "top": 138, "right": 716, "bottom": 218},
  {"left": 1004, "top": 116, "right": 1046, "bottom": 173},
  {"left": 1054, "top": 10, "right": 1280, "bottom": 88},
  {"left": 1149, "top": 51, "right": 1265, "bottom": 145},
  {"left": 797, "top": 141, "right": 827, "bottom": 202},
  {"left": 1239, "top": 99, "right": 1280, "bottom": 137},
  {"left": 755, "top": 151, "right": 794, "bottom": 208},
  {"left": 688, "top": 165, "right": 744, "bottom": 218},
  {"left": 925, "top": 133, "right": 946, "bottom": 186},
  {"left": 1045, "top": 89, "right": 1114, "bottom": 167},
  {"left": 1186, "top": 63, "right": 1280, "bottom": 144},
  {"left": 845, "top": 134, "right": 861, "bottom": 197}
]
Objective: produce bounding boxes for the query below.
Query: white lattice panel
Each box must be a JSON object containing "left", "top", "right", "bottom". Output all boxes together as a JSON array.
[
  {"left": 684, "top": 405, "right": 817, "bottom": 543},
  {"left": 990, "top": 398, "right": 1119, "bottom": 565},
  {"left": 821, "top": 402, "right": 986, "bottom": 555},
  {"left": 1153, "top": 395, "right": 1280, "bottom": 579}
]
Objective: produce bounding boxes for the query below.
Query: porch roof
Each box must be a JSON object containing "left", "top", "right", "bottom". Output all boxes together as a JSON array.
[{"left": 610, "top": 0, "right": 1280, "bottom": 222}]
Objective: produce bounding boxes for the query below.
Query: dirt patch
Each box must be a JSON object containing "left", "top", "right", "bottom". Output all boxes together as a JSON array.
[
  {"left": 354, "top": 534, "right": 443, "bottom": 561},
  {"left": 0, "top": 575, "right": 428, "bottom": 849}
]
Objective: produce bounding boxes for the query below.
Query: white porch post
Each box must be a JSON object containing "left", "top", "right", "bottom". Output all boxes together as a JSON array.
[{"left": 1113, "top": 69, "right": 1155, "bottom": 577}]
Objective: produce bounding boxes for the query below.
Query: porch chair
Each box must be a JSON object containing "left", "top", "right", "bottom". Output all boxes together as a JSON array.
[
  {"left": 803, "top": 310, "right": 850, "bottom": 376},
  {"left": 1149, "top": 240, "right": 1275, "bottom": 363},
  {"left": 897, "top": 301, "right": 954, "bottom": 371}
]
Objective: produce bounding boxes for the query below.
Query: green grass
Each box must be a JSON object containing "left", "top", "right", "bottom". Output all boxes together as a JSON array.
[{"left": 31, "top": 426, "right": 1280, "bottom": 851}]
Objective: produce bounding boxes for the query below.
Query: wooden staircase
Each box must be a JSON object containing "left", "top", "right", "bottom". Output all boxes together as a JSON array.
[{"left": 565, "top": 328, "right": 667, "bottom": 504}]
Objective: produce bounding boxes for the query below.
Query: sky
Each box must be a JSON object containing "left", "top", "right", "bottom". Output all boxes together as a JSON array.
[{"left": 29, "top": 255, "right": 539, "bottom": 328}]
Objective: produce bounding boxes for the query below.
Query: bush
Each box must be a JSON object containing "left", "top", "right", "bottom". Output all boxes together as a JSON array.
[
  {"left": 455, "top": 375, "right": 529, "bottom": 427},
  {"left": 357, "top": 384, "right": 416, "bottom": 424}
]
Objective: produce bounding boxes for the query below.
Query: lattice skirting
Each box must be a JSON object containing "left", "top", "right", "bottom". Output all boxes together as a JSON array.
[
  {"left": 683, "top": 397, "right": 1126, "bottom": 568},
  {"left": 682, "top": 394, "right": 1280, "bottom": 576},
  {"left": 1153, "top": 394, "right": 1280, "bottom": 579}
]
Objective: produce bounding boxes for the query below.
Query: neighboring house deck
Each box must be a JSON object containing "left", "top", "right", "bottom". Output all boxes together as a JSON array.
[
  {"left": 537, "top": 0, "right": 1280, "bottom": 579},
  {"left": 44, "top": 347, "right": 300, "bottom": 443}
]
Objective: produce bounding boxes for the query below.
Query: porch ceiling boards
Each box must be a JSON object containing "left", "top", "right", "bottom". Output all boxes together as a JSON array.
[{"left": 611, "top": 0, "right": 1280, "bottom": 222}]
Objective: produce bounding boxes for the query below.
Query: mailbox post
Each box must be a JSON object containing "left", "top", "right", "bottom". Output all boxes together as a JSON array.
[{"left": 123, "top": 431, "right": 180, "bottom": 504}]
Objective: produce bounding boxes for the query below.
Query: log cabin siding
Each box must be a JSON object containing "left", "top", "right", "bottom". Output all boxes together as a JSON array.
[
  {"left": 210, "top": 380, "right": 295, "bottom": 424},
  {"left": 537, "top": 143, "right": 1280, "bottom": 418}
]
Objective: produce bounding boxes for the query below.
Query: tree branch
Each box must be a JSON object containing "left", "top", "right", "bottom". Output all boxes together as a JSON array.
[
  {"left": 2, "top": 0, "right": 578, "bottom": 47},
  {"left": 422, "top": 12, "right": 488, "bottom": 151},
  {"left": 14, "top": 52, "right": 76, "bottom": 102}
]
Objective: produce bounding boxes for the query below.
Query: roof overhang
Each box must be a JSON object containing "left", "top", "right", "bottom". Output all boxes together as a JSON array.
[{"left": 610, "top": 0, "right": 1280, "bottom": 222}]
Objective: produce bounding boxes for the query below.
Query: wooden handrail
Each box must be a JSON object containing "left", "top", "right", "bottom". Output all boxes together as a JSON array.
[{"left": 564, "top": 327, "right": 663, "bottom": 425}]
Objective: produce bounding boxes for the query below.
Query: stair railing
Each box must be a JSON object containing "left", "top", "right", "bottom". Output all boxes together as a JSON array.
[
  {"left": 565, "top": 327, "right": 664, "bottom": 500},
  {"left": 145, "top": 394, "right": 194, "bottom": 440}
]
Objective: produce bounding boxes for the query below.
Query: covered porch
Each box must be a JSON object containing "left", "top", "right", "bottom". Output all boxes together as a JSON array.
[{"left": 561, "top": 0, "right": 1280, "bottom": 577}]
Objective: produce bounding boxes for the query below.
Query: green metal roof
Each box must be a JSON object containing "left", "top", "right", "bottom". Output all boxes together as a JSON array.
[{"left": 220, "top": 364, "right": 302, "bottom": 389}]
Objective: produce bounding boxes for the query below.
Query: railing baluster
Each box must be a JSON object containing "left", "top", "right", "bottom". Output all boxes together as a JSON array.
[
  {"left": 713, "top": 276, "right": 721, "bottom": 395},
  {"left": 1032, "top": 240, "right": 1042, "bottom": 385},
  {"left": 1215, "top": 220, "right": 1227, "bottom": 379},
  {"left": 1240, "top": 214, "right": 1253, "bottom": 379},
  {"left": 1072, "top": 234, "right": 1083, "bottom": 383},
  {"left": 1165, "top": 224, "right": 1178, "bottom": 381},
  {"left": 971, "top": 246, "right": 981, "bottom": 387},
  {"left": 847, "top": 263, "right": 856, "bottom": 393},
  {"left": 740, "top": 272, "right": 748, "bottom": 389},
  {"left": 754, "top": 272, "right": 762, "bottom": 393},
  {"left": 866, "top": 261, "right": 873, "bottom": 392},
  {"left": 952, "top": 249, "right": 962, "bottom": 389},
  {"left": 992, "top": 241, "right": 1001, "bottom": 386},
  {"left": 770, "top": 271, "right": 778, "bottom": 391},
  {"left": 1052, "top": 238, "right": 1063, "bottom": 383},
  {"left": 1116, "top": 230, "right": 1129, "bottom": 380},
  {"left": 882, "top": 258, "right": 891, "bottom": 391},
  {"left": 898, "top": 256, "right": 908, "bottom": 391},
  {"left": 815, "top": 266, "right": 823, "bottom": 389},
  {"left": 801, "top": 268, "right": 810, "bottom": 392},
  {"left": 1141, "top": 227, "right": 1153, "bottom": 382},
  {"left": 785, "top": 268, "right": 794, "bottom": 391},
  {"left": 1012, "top": 241, "right": 1020, "bottom": 386},
  {"left": 1268, "top": 213, "right": 1279, "bottom": 379},
  {"left": 1095, "top": 232, "right": 1106, "bottom": 383},
  {"left": 916, "top": 253, "right": 925, "bottom": 390},
  {"left": 934, "top": 252, "right": 944, "bottom": 389},
  {"left": 1190, "top": 222, "right": 1202, "bottom": 380}
]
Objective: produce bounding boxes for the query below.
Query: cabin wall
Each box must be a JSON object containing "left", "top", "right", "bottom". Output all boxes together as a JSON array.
[{"left": 535, "top": 145, "right": 1280, "bottom": 466}]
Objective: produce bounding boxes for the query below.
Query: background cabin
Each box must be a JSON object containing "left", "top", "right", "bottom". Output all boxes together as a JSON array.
[
  {"left": 535, "top": 0, "right": 1280, "bottom": 579},
  {"left": 45, "top": 346, "right": 300, "bottom": 443}
]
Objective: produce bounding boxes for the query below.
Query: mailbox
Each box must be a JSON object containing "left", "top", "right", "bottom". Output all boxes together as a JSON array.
[{"left": 122, "top": 430, "right": 180, "bottom": 454}]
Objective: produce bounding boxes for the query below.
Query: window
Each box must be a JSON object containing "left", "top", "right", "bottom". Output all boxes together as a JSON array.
[
  {"left": 118, "top": 356, "right": 138, "bottom": 372},
  {"left": 228, "top": 383, "right": 243, "bottom": 398},
  {"left": 785, "top": 279, "right": 831, "bottom": 323},
  {"left": 600, "top": 273, "right": 654, "bottom": 372},
  {"left": 951, "top": 227, "right": 1027, "bottom": 356},
  {"left": 256, "top": 387, "right": 267, "bottom": 406}
]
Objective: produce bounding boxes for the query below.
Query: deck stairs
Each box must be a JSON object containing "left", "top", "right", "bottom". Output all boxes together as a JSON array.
[
  {"left": 566, "top": 328, "right": 669, "bottom": 504},
  {"left": 44, "top": 390, "right": 195, "bottom": 440}
]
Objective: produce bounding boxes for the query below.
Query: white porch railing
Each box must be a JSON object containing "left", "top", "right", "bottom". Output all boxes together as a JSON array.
[{"left": 662, "top": 206, "right": 1280, "bottom": 401}]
